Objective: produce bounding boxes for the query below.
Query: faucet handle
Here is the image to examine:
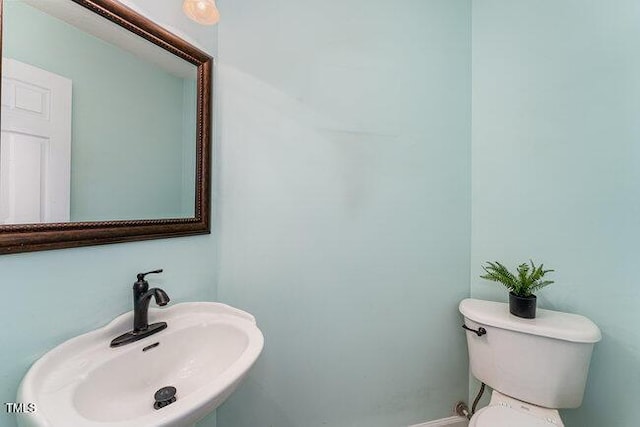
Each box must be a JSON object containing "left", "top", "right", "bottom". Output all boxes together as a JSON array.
[
  {"left": 136, "top": 269, "right": 163, "bottom": 281},
  {"left": 133, "top": 269, "right": 163, "bottom": 294}
]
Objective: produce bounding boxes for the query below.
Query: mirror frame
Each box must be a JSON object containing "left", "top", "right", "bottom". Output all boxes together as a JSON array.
[{"left": 0, "top": 0, "right": 212, "bottom": 254}]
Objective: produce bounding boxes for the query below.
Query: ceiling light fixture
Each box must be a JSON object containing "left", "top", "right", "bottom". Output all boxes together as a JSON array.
[{"left": 183, "top": 0, "right": 220, "bottom": 25}]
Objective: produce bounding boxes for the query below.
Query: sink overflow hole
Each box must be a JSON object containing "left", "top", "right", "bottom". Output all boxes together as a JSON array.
[{"left": 142, "top": 342, "right": 160, "bottom": 352}]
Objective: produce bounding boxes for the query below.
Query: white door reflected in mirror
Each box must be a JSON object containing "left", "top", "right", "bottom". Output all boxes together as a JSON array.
[{"left": 0, "top": 58, "right": 71, "bottom": 224}]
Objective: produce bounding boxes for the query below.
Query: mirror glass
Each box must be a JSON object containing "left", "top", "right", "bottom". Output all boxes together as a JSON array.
[{"left": 1, "top": 0, "right": 198, "bottom": 224}]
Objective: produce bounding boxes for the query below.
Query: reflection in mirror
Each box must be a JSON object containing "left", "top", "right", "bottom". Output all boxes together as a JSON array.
[{"left": 1, "top": 0, "right": 198, "bottom": 224}]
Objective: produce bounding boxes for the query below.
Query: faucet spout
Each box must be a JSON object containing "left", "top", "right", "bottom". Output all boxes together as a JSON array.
[
  {"left": 154, "top": 288, "right": 171, "bottom": 306},
  {"left": 134, "top": 288, "right": 171, "bottom": 332}
]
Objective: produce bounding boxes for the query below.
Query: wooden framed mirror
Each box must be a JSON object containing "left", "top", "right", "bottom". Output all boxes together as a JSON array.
[{"left": 0, "top": 0, "right": 212, "bottom": 254}]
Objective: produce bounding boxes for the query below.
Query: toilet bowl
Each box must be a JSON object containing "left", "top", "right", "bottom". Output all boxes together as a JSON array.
[{"left": 469, "top": 391, "right": 563, "bottom": 427}]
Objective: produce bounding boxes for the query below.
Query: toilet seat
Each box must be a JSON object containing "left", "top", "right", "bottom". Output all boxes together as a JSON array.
[
  {"left": 469, "top": 391, "right": 564, "bottom": 427},
  {"left": 469, "top": 405, "right": 560, "bottom": 427}
]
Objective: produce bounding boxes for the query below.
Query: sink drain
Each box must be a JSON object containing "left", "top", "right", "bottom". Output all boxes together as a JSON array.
[{"left": 154, "top": 386, "right": 177, "bottom": 410}]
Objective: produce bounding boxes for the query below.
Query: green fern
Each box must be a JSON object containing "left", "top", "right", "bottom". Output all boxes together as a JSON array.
[{"left": 480, "top": 260, "right": 554, "bottom": 297}]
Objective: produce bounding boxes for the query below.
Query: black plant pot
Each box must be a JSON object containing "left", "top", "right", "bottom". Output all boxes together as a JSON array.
[{"left": 509, "top": 292, "right": 537, "bottom": 319}]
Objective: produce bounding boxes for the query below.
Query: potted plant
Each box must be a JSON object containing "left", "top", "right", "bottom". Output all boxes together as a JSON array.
[{"left": 480, "top": 260, "right": 554, "bottom": 319}]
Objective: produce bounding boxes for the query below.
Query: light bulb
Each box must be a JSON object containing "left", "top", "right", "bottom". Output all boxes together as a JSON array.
[{"left": 183, "top": 0, "right": 220, "bottom": 25}]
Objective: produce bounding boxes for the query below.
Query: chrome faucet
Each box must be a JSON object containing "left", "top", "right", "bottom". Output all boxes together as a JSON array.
[{"left": 110, "top": 270, "right": 170, "bottom": 348}]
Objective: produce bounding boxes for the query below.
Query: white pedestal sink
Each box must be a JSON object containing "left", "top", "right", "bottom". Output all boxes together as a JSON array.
[{"left": 17, "top": 302, "right": 264, "bottom": 427}]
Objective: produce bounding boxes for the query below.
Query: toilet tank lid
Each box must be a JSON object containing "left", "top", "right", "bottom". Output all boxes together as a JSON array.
[{"left": 459, "top": 299, "right": 602, "bottom": 343}]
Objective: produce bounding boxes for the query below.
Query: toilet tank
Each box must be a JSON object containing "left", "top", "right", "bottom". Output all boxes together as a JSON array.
[{"left": 459, "top": 298, "right": 601, "bottom": 409}]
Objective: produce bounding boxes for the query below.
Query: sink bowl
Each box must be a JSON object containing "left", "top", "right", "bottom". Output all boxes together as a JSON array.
[{"left": 17, "top": 302, "right": 264, "bottom": 427}]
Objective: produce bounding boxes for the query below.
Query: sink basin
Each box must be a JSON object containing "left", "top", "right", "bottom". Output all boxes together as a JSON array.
[{"left": 17, "top": 302, "right": 264, "bottom": 427}]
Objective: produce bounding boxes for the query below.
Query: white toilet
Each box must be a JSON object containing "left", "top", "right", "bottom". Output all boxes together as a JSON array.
[{"left": 459, "top": 298, "right": 601, "bottom": 427}]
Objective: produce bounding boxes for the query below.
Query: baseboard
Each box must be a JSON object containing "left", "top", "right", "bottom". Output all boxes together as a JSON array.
[{"left": 409, "top": 415, "right": 469, "bottom": 427}]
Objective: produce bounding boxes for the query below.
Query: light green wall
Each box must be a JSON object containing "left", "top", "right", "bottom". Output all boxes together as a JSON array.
[
  {"left": 471, "top": 1, "right": 640, "bottom": 426},
  {"left": 0, "top": 1, "right": 218, "bottom": 427},
  {"left": 3, "top": 1, "right": 196, "bottom": 221},
  {"left": 214, "top": 0, "right": 472, "bottom": 426}
]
